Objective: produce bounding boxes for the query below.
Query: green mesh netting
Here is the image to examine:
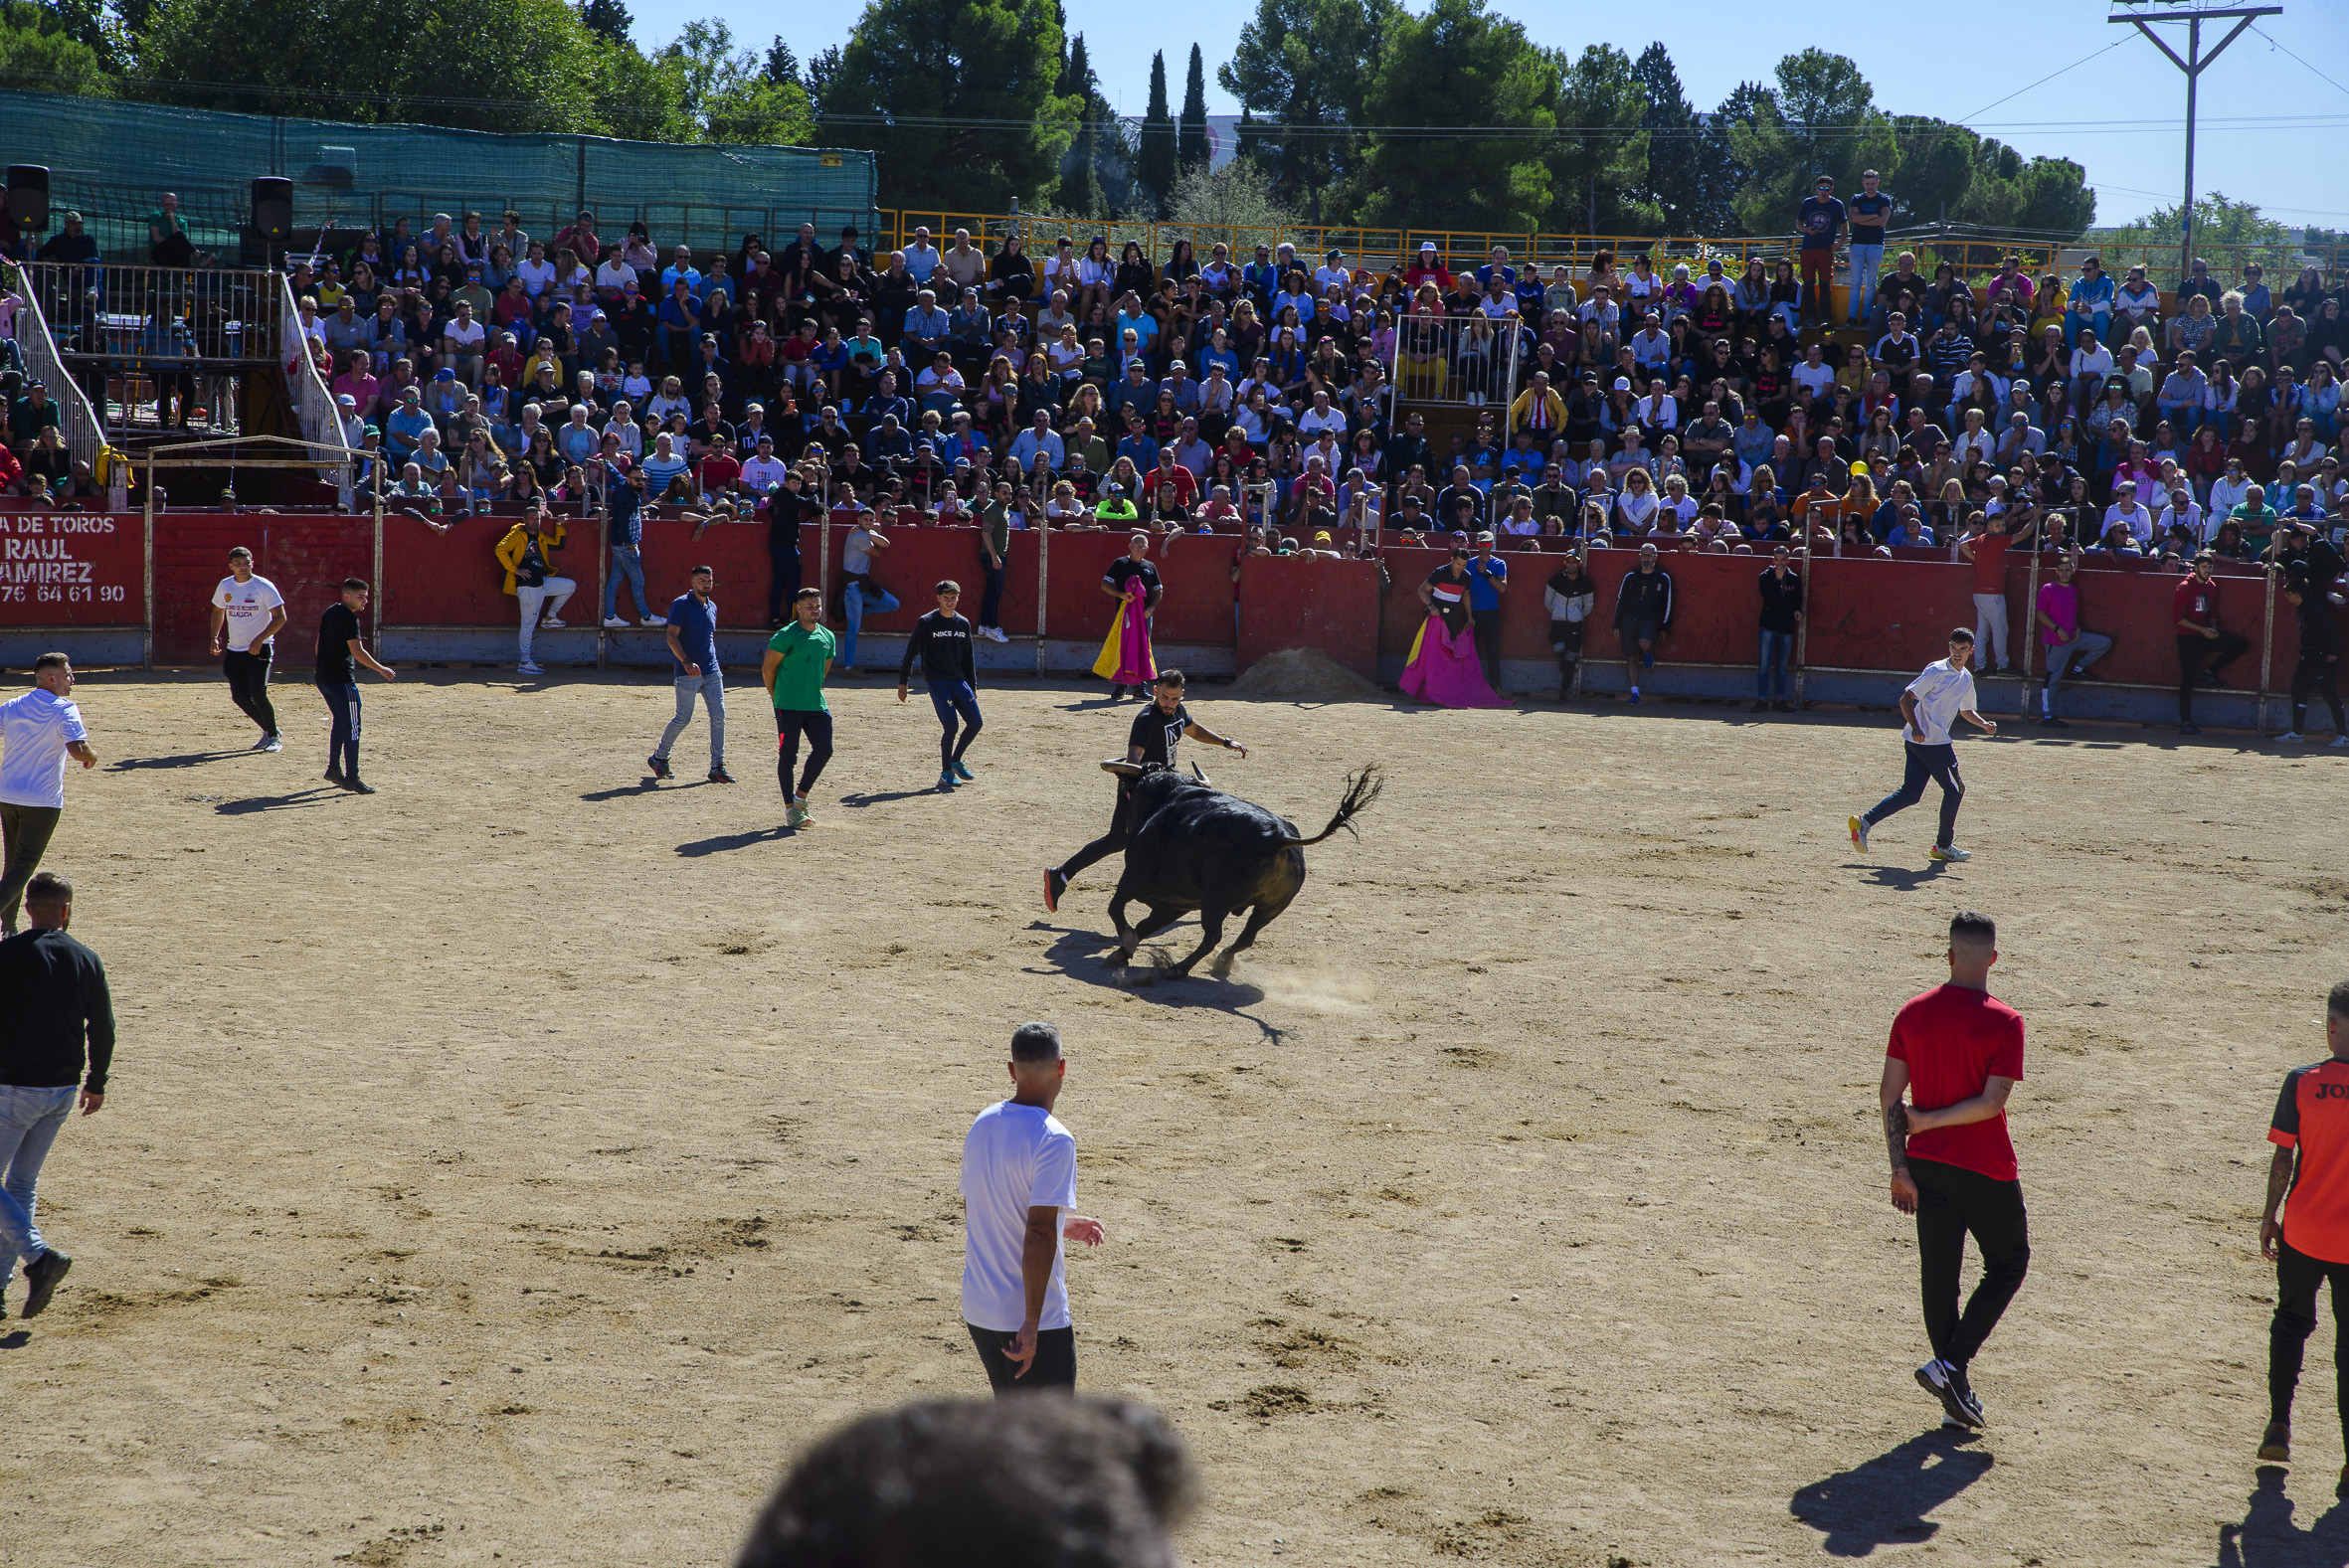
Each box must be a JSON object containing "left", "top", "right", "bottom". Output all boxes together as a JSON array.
[{"left": 0, "top": 88, "right": 876, "bottom": 262}]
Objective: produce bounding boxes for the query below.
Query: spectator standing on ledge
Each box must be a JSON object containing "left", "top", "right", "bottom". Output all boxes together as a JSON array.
[
  {"left": 0, "top": 654, "right": 93, "bottom": 935},
  {"left": 2173, "top": 551, "right": 2250, "bottom": 737},
  {"left": 1754, "top": 544, "right": 1803, "bottom": 714},
  {"left": 1849, "top": 627, "right": 1995, "bottom": 864},
  {"left": 0, "top": 872, "right": 115, "bottom": 1319},
  {"left": 1957, "top": 513, "right": 2017, "bottom": 676},
  {"left": 495, "top": 504, "right": 573, "bottom": 677},
  {"left": 209, "top": 546, "right": 286, "bottom": 753},
  {"left": 314, "top": 578, "right": 396, "bottom": 794},
  {"left": 959, "top": 1021, "right": 1105, "bottom": 1395},
  {"left": 1614, "top": 543, "right": 1674, "bottom": 706},
  {"left": 1845, "top": 171, "right": 1893, "bottom": 328},
  {"left": 648, "top": 565, "right": 732, "bottom": 784},
  {"left": 1542, "top": 553, "right": 1595, "bottom": 704},
  {"left": 2259, "top": 981, "right": 2349, "bottom": 1476},
  {"left": 2032, "top": 549, "right": 2111, "bottom": 729},
  {"left": 1879, "top": 909, "right": 2030, "bottom": 1431},
  {"left": 1795, "top": 175, "right": 1847, "bottom": 332}
]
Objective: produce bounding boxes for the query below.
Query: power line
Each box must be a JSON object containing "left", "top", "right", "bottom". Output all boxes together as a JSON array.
[
  {"left": 2250, "top": 23, "right": 2349, "bottom": 100},
  {"left": 1958, "top": 37, "right": 2132, "bottom": 122}
]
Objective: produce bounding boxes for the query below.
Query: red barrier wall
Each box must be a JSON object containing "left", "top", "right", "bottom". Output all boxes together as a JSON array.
[
  {"left": 379, "top": 511, "right": 607, "bottom": 632},
  {"left": 0, "top": 511, "right": 143, "bottom": 627},
  {"left": 637, "top": 519, "right": 770, "bottom": 626},
  {"left": 153, "top": 512, "right": 372, "bottom": 664},
  {"left": 1236, "top": 556, "right": 1380, "bottom": 678}
]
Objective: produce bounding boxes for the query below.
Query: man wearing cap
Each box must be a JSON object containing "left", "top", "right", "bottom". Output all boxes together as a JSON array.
[
  {"left": 1462, "top": 532, "right": 1510, "bottom": 689},
  {"left": 1795, "top": 176, "right": 1847, "bottom": 331}
]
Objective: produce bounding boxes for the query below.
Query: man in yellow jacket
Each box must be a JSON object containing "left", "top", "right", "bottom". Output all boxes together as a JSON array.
[
  {"left": 1507, "top": 370, "right": 1566, "bottom": 443},
  {"left": 494, "top": 503, "right": 574, "bottom": 675}
]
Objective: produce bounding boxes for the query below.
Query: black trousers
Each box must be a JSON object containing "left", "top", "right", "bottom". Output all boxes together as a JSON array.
[
  {"left": 766, "top": 548, "right": 802, "bottom": 625},
  {"left": 775, "top": 707, "right": 833, "bottom": 800},
  {"left": 1864, "top": 741, "right": 1964, "bottom": 850},
  {"left": 2290, "top": 655, "right": 2346, "bottom": 735},
  {"left": 967, "top": 1323, "right": 1076, "bottom": 1395},
  {"left": 319, "top": 682, "right": 360, "bottom": 778},
  {"left": 1549, "top": 617, "right": 1583, "bottom": 691},
  {"left": 2270, "top": 1239, "right": 2349, "bottom": 1442},
  {"left": 224, "top": 647, "right": 278, "bottom": 736},
  {"left": 0, "top": 800, "right": 61, "bottom": 930},
  {"left": 1471, "top": 606, "right": 1503, "bottom": 687},
  {"left": 979, "top": 557, "right": 1006, "bottom": 630},
  {"left": 1057, "top": 779, "right": 1135, "bottom": 883},
  {"left": 1911, "top": 1156, "right": 2030, "bottom": 1373},
  {"left": 2176, "top": 629, "right": 2250, "bottom": 723}
]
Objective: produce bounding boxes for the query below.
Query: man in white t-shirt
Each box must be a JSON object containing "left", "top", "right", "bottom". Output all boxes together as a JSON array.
[
  {"left": 1850, "top": 628, "right": 1997, "bottom": 863},
  {"left": 959, "top": 1021, "right": 1105, "bottom": 1393},
  {"left": 209, "top": 546, "right": 288, "bottom": 752},
  {"left": 0, "top": 653, "right": 95, "bottom": 933}
]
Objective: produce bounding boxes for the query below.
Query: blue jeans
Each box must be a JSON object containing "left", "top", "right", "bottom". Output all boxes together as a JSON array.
[
  {"left": 0, "top": 1082, "right": 77, "bottom": 1280},
  {"left": 656, "top": 669, "right": 727, "bottom": 768},
  {"left": 2065, "top": 311, "right": 2111, "bottom": 351},
  {"left": 1757, "top": 628, "right": 1794, "bottom": 700},
  {"left": 1846, "top": 245, "right": 1884, "bottom": 324},
  {"left": 841, "top": 580, "right": 899, "bottom": 668},
  {"left": 927, "top": 680, "right": 983, "bottom": 770},
  {"left": 319, "top": 682, "right": 361, "bottom": 777},
  {"left": 1864, "top": 741, "right": 1964, "bottom": 850},
  {"left": 605, "top": 544, "right": 651, "bottom": 620}
]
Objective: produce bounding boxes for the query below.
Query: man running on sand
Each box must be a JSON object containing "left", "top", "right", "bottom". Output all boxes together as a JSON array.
[
  {"left": 898, "top": 581, "right": 982, "bottom": 792},
  {"left": 763, "top": 587, "right": 836, "bottom": 829},
  {"left": 1851, "top": 628, "right": 1996, "bottom": 863}
]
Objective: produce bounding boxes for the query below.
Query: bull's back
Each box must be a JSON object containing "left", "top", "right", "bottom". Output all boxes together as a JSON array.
[{"left": 1121, "top": 798, "right": 1300, "bottom": 909}]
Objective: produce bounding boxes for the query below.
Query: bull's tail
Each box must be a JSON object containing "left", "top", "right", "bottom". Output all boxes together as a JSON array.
[{"left": 1281, "top": 764, "right": 1383, "bottom": 848}]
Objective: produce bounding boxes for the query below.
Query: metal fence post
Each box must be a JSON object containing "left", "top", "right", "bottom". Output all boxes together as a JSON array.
[
  {"left": 1035, "top": 515, "right": 1049, "bottom": 677},
  {"left": 2257, "top": 560, "right": 2278, "bottom": 738},
  {"left": 141, "top": 458, "right": 155, "bottom": 670},
  {"left": 2020, "top": 537, "right": 2044, "bottom": 716},
  {"left": 1793, "top": 530, "right": 1812, "bottom": 709}
]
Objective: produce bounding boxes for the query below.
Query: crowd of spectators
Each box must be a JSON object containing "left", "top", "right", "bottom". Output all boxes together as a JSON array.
[{"left": 10, "top": 191, "right": 2349, "bottom": 579}]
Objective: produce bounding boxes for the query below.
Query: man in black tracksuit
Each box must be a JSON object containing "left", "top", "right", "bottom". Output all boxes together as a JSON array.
[
  {"left": 2282, "top": 565, "right": 2348, "bottom": 744},
  {"left": 1614, "top": 543, "right": 1675, "bottom": 705},
  {"left": 766, "top": 472, "right": 819, "bottom": 627},
  {"left": 0, "top": 871, "right": 113, "bottom": 1319},
  {"left": 897, "top": 580, "right": 983, "bottom": 790},
  {"left": 1041, "top": 669, "right": 1247, "bottom": 914}
]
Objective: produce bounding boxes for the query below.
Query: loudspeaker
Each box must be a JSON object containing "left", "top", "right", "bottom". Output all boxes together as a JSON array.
[
  {"left": 251, "top": 176, "right": 293, "bottom": 241},
  {"left": 6, "top": 164, "right": 48, "bottom": 233}
]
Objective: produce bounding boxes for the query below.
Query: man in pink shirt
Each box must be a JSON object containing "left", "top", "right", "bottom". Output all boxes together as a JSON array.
[{"left": 2033, "top": 548, "right": 2111, "bottom": 728}]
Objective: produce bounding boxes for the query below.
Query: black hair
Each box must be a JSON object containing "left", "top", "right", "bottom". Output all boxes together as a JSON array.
[
  {"left": 342, "top": 577, "right": 370, "bottom": 592},
  {"left": 1010, "top": 1022, "right": 1062, "bottom": 1063},
  {"left": 2330, "top": 980, "right": 2349, "bottom": 1021},
  {"left": 25, "top": 871, "right": 71, "bottom": 907},
  {"left": 34, "top": 651, "right": 69, "bottom": 673},
  {"left": 734, "top": 1396, "right": 1193, "bottom": 1568},
  {"left": 794, "top": 586, "right": 822, "bottom": 603},
  {"left": 1949, "top": 909, "right": 1996, "bottom": 948},
  {"left": 1155, "top": 669, "right": 1185, "bottom": 687},
  {"left": 936, "top": 579, "right": 961, "bottom": 595},
  {"left": 1948, "top": 627, "right": 1975, "bottom": 644}
]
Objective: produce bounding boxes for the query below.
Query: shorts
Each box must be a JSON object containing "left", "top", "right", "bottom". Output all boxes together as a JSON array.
[{"left": 1617, "top": 616, "right": 1661, "bottom": 645}]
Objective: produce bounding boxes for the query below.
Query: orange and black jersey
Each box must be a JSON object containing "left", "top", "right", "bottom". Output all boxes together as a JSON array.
[{"left": 2270, "top": 1058, "right": 2349, "bottom": 1265}]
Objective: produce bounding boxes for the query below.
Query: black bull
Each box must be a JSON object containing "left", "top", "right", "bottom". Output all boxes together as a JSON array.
[{"left": 1107, "top": 764, "right": 1383, "bottom": 977}]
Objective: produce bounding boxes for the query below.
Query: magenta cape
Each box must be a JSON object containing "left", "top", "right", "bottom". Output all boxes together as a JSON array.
[
  {"left": 1092, "top": 578, "right": 1158, "bottom": 686},
  {"left": 1399, "top": 611, "right": 1508, "bottom": 707}
]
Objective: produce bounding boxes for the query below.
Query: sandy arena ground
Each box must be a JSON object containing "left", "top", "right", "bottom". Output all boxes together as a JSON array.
[{"left": 2, "top": 665, "right": 2344, "bottom": 1567}]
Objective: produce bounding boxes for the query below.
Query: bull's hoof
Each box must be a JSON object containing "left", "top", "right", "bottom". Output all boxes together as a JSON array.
[
  {"left": 1128, "top": 970, "right": 1157, "bottom": 988},
  {"left": 1207, "top": 952, "right": 1236, "bottom": 979}
]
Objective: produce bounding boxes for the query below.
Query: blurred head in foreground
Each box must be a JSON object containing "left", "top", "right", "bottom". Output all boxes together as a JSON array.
[{"left": 736, "top": 1395, "right": 1196, "bottom": 1568}]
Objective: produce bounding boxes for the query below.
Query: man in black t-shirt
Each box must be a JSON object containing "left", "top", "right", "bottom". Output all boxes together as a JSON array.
[
  {"left": 315, "top": 577, "right": 397, "bottom": 794},
  {"left": 1042, "top": 670, "right": 1247, "bottom": 913},
  {"left": 766, "top": 473, "right": 820, "bottom": 626}
]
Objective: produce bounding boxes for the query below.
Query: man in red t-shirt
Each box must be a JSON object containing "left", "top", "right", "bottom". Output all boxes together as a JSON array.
[
  {"left": 1880, "top": 909, "right": 2029, "bottom": 1430},
  {"left": 2173, "top": 551, "right": 2251, "bottom": 736},
  {"left": 2259, "top": 979, "right": 2349, "bottom": 1474},
  {"left": 697, "top": 436, "right": 744, "bottom": 504}
]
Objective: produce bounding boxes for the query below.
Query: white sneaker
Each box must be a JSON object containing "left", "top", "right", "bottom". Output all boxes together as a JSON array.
[
  {"left": 1928, "top": 844, "right": 1972, "bottom": 862},
  {"left": 786, "top": 802, "right": 810, "bottom": 829},
  {"left": 1848, "top": 814, "right": 1870, "bottom": 853},
  {"left": 603, "top": 616, "right": 631, "bottom": 628},
  {"left": 640, "top": 615, "right": 664, "bottom": 626},
  {"left": 2334, "top": 736, "right": 2349, "bottom": 750},
  {"left": 517, "top": 661, "right": 544, "bottom": 675},
  {"left": 2278, "top": 732, "right": 2307, "bottom": 743},
  {"left": 259, "top": 735, "right": 283, "bottom": 754},
  {"left": 540, "top": 616, "right": 566, "bottom": 629}
]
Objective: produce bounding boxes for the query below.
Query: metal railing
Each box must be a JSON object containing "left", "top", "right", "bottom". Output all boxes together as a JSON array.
[
  {"left": 17, "top": 262, "right": 271, "bottom": 363},
  {"left": 1388, "top": 310, "right": 1524, "bottom": 414},
  {"left": 4, "top": 266, "right": 106, "bottom": 467}
]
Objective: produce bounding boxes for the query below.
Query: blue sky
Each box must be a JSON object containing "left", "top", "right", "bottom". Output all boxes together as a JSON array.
[{"left": 628, "top": 1, "right": 2349, "bottom": 229}]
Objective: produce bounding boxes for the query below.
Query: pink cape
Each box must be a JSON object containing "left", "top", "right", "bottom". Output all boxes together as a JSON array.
[
  {"left": 1107, "top": 579, "right": 1157, "bottom": 686},
  {"left": 1400, "top": 611, "right": 1508, "bottom": 708}
]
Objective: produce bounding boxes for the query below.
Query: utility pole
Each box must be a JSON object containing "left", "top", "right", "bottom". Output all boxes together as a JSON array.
[{"left": 2109, "top": 2, "right": 2279, "bottom": 285}]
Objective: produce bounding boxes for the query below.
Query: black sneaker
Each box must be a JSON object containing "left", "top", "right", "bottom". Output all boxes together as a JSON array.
[
  {"left": 21, "top": 1248, "right": 71, "bottom": 1317},
  {"left": 339, "top": 777, "right": 377, "bottom": 794},
  {"left": 2041, "top": 715, "right": 2069, "bottom": 728},
  {"left": 1773, "top": 700, "right": 1797, "bottom": 713},
  {"left": 1914, "top": 1358, "right": 1983, "bottom": 1429},
  {"left": 708, "top": 767, "right": 736, "bottom": 784},
  {"left": 1749, "top": 699, "right": 1769, "bottom": 713},
  {"left": 323, "top": 768, "right": 345, "bottom": 784},
  {"left": 1044, "top": 867, "right": 1068, "bottom": 913},
  {"left": 647, "top": 755, "right": 673, "bottom": 780},
  {"left": 2180, "top": 723, "right": 2203, "bottom": 737}
]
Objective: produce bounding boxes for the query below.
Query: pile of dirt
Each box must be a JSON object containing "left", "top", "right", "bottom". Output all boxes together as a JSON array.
[{"left": 1227, "top": 647, "right": 1384, "bottom": 702}]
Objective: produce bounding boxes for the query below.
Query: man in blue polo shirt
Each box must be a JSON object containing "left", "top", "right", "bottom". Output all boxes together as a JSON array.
[
  {"left": 648, "top": 565, "right": 732, "bottom": 784},
  {"left": 1465, "top": 530, "right": 1510, "bottom": 691}
]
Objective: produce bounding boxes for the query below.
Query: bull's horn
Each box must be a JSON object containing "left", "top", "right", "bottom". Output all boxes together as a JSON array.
[{"left": 1190, "top": 761, "right": 1212, "bottom": 787}]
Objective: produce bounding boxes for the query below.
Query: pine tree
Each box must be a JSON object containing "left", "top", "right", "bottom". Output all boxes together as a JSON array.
[
  {"left": 1136, "top": 49, "right": 1176, "bottom": 216},
  {"left": 763, "top": 36, "right": 799, "bottom": 86},
  {"left": 1177, "top": 43, "right": 1209, "bottom": 176},
  {"left": 1056, "top": 32, "right": 1111, "bottom": 217},
  {"left": 578, "top": 0, "right": 632, "bottom": 47}
]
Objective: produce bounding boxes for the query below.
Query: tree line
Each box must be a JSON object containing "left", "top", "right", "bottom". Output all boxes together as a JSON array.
[{"left": 0, "top": 0, "right": 2099, "bottom": 240}]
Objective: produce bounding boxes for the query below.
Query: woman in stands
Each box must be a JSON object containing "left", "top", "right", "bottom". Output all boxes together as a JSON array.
[
  {"left": 1072, "top": 238, "right": 1116, "bottom": 324},
  {"left": 987, "top": 235, "right": 1033, "bottom": 308}
]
